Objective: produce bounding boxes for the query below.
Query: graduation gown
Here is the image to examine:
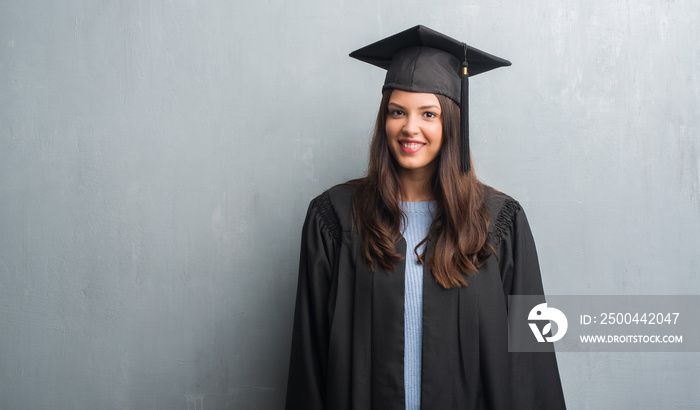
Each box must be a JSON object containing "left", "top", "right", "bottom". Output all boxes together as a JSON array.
[{"left": 285, "top": 183, "right": 566, "bottom": 410}]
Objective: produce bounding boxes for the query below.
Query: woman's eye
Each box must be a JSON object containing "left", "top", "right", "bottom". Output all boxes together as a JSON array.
[
  {"left": 424, "top": 112, "right": 437, "bottom": 119},
  {"left": 389, "top": 110, "right": 404, "bottom": 116}
]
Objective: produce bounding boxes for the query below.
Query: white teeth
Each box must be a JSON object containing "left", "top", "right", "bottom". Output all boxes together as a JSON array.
[{"left": 401, "top": 142, "right": 423, "bottom": 149}]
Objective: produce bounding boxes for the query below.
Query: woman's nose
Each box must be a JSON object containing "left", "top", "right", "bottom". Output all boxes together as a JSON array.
[{"left": 402, "top": 115, "right": 419, "bottom": 135}]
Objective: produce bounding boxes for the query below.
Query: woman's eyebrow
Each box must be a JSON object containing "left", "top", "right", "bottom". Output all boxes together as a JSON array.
[{"left": 388, "top": 102, "right": 441, "bottom": 111}]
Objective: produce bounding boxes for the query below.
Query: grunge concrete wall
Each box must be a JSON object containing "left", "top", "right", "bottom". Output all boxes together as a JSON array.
[{"left": 1, "top": 0, "right": 698, "bottom": 408}]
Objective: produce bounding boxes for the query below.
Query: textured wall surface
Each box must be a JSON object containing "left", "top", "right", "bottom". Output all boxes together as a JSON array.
[{"left": 1, "top": 0, "right": 698, "bottom": 409}]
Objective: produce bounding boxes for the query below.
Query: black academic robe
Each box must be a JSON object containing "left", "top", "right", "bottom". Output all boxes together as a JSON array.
[{"left": 285, "top": 183, "right": 566, "bottom": 410}]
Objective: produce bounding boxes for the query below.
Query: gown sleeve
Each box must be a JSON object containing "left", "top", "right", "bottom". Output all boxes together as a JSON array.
[
  {"left": 498, "top": 201, "right": 567, "bottom": 409},
  {"left": 285, "top": 196, "right": 339, "bottom": 410}
]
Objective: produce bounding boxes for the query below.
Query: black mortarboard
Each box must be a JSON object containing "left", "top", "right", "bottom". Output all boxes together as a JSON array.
[{"left": 349, "top": 25, "right": 511, "bottom": 173}]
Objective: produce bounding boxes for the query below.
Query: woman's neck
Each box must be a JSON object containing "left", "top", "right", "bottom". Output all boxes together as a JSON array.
[{"left": 398, "top": 167, "right": 435, "bottom": 202}]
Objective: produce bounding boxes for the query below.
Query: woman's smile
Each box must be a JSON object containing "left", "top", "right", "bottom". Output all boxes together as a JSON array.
[{"left": 399, "top": 139, "right": 427, "bottom": 153}]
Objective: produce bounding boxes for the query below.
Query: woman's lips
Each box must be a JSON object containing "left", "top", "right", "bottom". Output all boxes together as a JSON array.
[{"left": 399, "top": 140, "right": 426, "bottom": 154}]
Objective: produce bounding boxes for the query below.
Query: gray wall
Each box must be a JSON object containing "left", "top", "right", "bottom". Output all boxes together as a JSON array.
[{"left": 1, "top": 0, "right": 698, "bottom": 409}]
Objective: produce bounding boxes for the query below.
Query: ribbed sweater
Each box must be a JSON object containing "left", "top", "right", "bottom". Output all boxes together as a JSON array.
[{"left": 399, "top": 200, "right": 436, "bottom": 410}]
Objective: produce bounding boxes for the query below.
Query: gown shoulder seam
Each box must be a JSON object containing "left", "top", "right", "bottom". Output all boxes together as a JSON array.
[
  {"left": 491, "top": 198, "right": 521, "bottom": 245},
  {"left": 312, "top": 190, "right": 342, "bottom": 242}
]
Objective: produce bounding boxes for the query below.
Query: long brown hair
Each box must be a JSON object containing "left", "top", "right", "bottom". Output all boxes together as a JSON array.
[{"left": 350, "top": 89, "right": 492, "bottom": 289}]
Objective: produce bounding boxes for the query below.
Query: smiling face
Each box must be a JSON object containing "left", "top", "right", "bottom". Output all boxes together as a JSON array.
[{"left": 385, "top": 89, "right": 443, "bottom": 179}]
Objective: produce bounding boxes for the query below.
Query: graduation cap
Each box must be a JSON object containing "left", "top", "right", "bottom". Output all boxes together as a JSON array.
[{"left": 349, "top": 25, "right": 511, "bottom": 174}]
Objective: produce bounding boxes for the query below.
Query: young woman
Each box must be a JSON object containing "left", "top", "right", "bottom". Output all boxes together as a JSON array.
[{"left": 285, "top": 25, "right": 566, "bottom": 410}]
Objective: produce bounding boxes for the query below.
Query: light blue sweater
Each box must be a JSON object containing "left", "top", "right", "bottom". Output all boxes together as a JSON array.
[{"left": 399, "top": 200, "right": 436, "bottom": 410}]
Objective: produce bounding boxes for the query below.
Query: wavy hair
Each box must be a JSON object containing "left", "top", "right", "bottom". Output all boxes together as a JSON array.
[{"left": 350, "top": 89, "right": 492, "bottom": 289}]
